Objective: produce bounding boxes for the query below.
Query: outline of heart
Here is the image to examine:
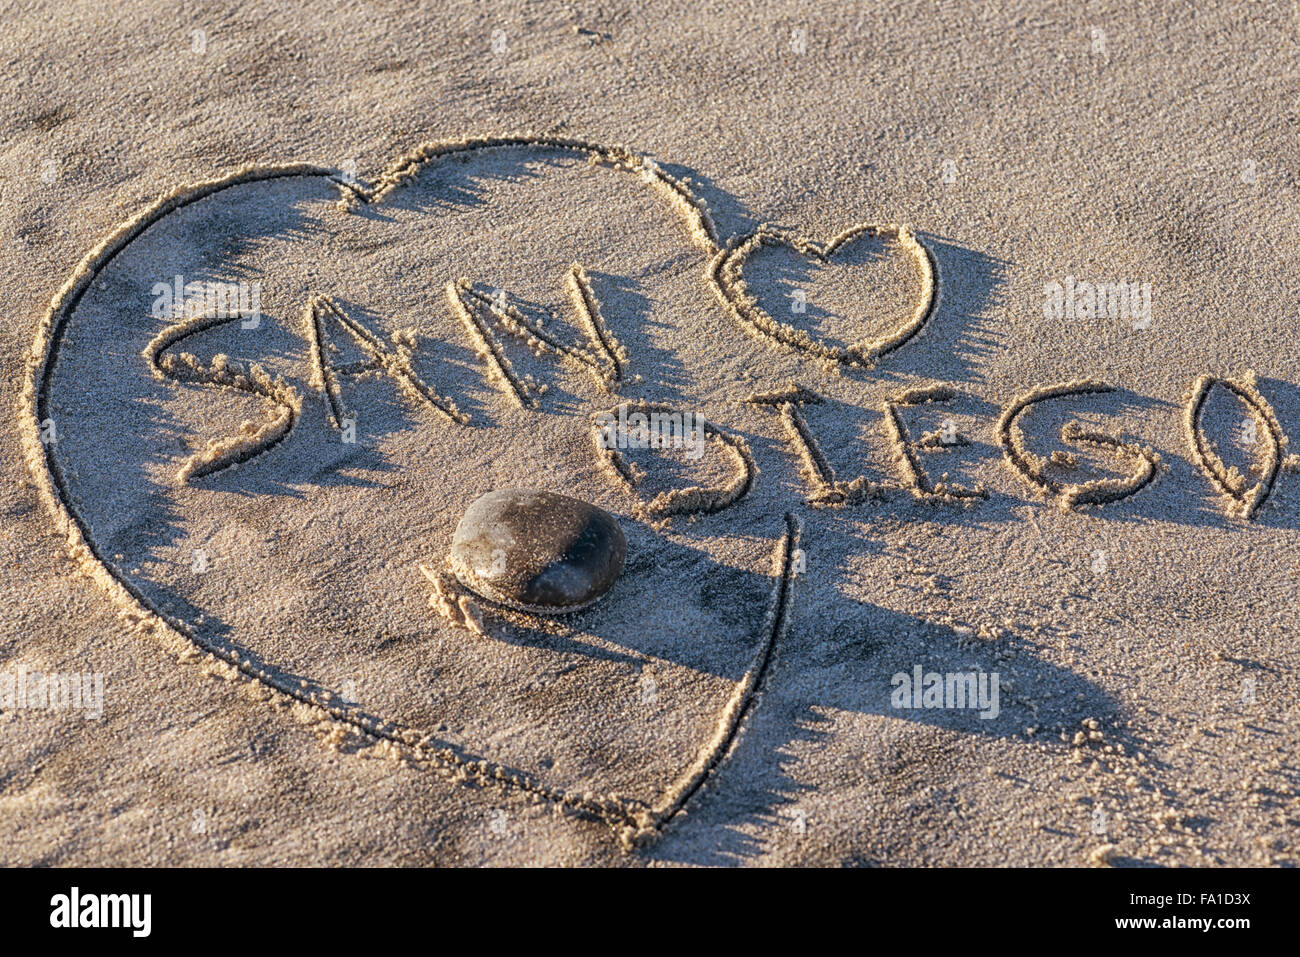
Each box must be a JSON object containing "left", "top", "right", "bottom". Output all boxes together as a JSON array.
[
  {"left": 21, "top": 135, "right": 817, "bottom": 851},
  {"left": 708, "top": 223, "right": 939, "bottom": 367}
]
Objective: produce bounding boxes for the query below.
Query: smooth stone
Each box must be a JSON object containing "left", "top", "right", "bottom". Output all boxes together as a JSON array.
[{"left": 449, "top": 489, "right": 627, "bottom": 613}]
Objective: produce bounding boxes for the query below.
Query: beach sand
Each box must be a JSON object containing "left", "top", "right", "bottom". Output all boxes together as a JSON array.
[{"left": 1, "top": 0, "right": 1297, "bottom": 865}]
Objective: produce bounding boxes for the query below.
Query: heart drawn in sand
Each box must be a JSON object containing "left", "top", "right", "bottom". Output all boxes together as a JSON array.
[
  {"left": 708, "top": 222, "right": 939, "bottom": 367},
  {"left": 22, "top": 136, "right": 834, "bottom": 852}
]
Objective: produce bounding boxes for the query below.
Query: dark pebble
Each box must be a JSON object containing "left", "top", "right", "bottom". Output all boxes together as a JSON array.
[{"left": 449, "top": 489, "right": 626, "bottom": 613}]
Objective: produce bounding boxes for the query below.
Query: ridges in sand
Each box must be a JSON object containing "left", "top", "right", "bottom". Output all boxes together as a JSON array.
[
  {"left": 446, "top": 278, "right": 540, "bottom": 409},
  {"left": 142, "top": 311, "right": 303, "bottom": 483},
  {"left": 305, "top": 293, "right": 467, "bottom": 428},
  {"left": 565, "top": 262, "right": 630, "bottom": 390},
  {"left": 447, "top": 266, "right": 631, "bottom": 408}
]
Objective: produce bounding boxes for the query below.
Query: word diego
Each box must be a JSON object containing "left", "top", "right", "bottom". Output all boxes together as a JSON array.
[
  {"left": 891, "top": 666, "right": 1000, "bottom": 719},
  {"left": 0, "top": 666, "right": 103, "bottom": 719},
  {"left": 150, "top": 275, "right": 262, "bottom": 328},
  {"left": 49, "top": 887, "right": 151, "bottom": 937},
  {"left": 1043, "top": 276, "right": 1152, "bottom": 327}
]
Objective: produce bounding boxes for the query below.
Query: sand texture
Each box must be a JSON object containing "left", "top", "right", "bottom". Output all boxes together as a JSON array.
[{"left": 2, "top": 0, "right": 1298, "bottom": 866}]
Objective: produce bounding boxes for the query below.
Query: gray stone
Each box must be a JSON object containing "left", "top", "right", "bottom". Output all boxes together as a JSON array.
[{"left": 449, "top": 489, "right": 627, "bottom": 613}]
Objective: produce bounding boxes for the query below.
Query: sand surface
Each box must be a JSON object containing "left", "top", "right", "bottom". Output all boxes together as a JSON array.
[{"left": 2, "top": 0, "right": 1298, "bottom": 865}]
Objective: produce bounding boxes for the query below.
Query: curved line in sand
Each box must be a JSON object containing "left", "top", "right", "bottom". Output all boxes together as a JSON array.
[
  {"left": 1184, "top": 373, "right": 1287, "bottom": 519},
  {"left": 427, "top": 513, "right": 802, "bottom": 848},
  {"left": 996, "top": 379, "right": 1161, "bottom": 510},
  {"left": 341, "top": 134, "right": 721, "bottom": 253},
  {"left": 142, "top": 310, "right": 304, "bottom": 483},
  {"left": 591, "top": 399, "right": 758, "bottom": 521},
  {"left": 22, "top": 138, "right": 790, "bottom": 850},
  {"left": 634, "top": 511, "right": 801, "bottom": 845}
]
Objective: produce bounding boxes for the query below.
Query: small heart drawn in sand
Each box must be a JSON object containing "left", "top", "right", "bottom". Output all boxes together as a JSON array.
[{"left": 709, "top": 223, "right": 938, "bottom": 367}]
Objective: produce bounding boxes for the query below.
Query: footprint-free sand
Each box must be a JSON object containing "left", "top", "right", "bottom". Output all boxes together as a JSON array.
[{"left": 2, "top": 0, "right": 1297, "bottom": 866}]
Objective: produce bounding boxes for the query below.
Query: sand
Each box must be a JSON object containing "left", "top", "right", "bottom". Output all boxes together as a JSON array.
[{"left": 1, "top": 0, "right": 1298, "bottom": 866}]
